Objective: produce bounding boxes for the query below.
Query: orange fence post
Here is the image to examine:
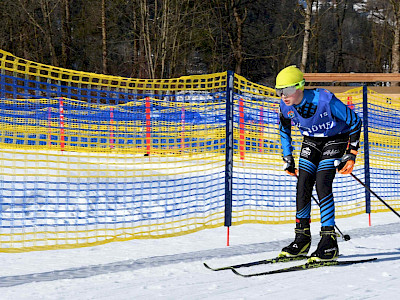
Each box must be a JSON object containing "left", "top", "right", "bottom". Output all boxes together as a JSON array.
[
  {"left": 181, "top": 106, "right": 185, "bottom": 152},
  {"left": 110, "top": 107, "right": 115, "bottom": 149},
  {"left": 48, "top": 106, "right": 52, "bottom": 148},
  {"left": 259, "top": 106, "right": 264, "bottom": 153},
  {"left": 239, "top": 98, "right": 245, "bottom": 161},
  {"left": 145, "top": 97, "right": 151, "bottom": 156},
  {"left": 59, "top": 97, "right": 65, "bottom": 151}
]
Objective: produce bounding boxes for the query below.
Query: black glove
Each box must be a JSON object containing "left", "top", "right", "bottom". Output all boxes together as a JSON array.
[
  {"left": 283, "top": 155, "right": 297, "bottom": 176},
  {"left": 334, "top": 150, "right": 358, "bottom": 174}
]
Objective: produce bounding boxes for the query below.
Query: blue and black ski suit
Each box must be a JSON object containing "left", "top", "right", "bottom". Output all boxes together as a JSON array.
[{"left": 279, "top": 88, "right": 362, "bottom": 226}]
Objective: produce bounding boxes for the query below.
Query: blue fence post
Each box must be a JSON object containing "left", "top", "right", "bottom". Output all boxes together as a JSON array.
[
  {"left": 362, "top": 85, "right": 371, "bottom": 214},
  {"left": 0, "top": 69, "right": 5, "bottom": 99},
  {"left": 224, "top": 71, "right": 234, "bottom": 228}
]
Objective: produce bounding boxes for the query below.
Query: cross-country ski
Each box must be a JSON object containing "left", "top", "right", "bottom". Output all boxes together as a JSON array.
[
  {"left": 204, "top": 255, "right": 309, "bottom": 271},
  {"left": 231, "top": 257, "right": 378, "bottom": 277}
]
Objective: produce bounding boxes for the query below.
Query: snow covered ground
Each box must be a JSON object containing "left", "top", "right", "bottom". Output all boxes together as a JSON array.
[{"left": 0, "top": 211, "right": 399, "bottom": 300}]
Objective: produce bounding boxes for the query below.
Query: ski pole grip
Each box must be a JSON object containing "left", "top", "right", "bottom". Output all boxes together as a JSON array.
[{"left": 334, "top": 159, "right": 341, "bottom": 167}]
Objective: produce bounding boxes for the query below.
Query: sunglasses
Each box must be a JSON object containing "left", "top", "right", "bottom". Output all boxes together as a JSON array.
[{"left": 276, "top": 80, "right": 305, "bottom": 97}]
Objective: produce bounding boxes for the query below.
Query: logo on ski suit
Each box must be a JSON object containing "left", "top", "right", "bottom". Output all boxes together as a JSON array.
[
  {"left": 280, "top": 89, "right": 348, "bottom": 138},
  {"left": 287, "top": 111, "right": 295, "bottom": 118}
]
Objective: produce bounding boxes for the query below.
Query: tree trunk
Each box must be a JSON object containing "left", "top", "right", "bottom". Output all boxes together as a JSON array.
[
  {"left": 160, "top": 0, "right": 169, "bottom": 78},
  {"left": 233, "top": 5, "right": 244, "bottom": 74},
  {"left": 39, "top": 0, "right": 58, "bottom": 66},
  {"left": 333, "top": 0, "right": 348, "bottom": 73},
  {"left": 101, "top": 0, "right": 108, "bottom": 74},
  {"left": 391, "top": 1, "right": 400, "bottom": 74},
  {"left": 132, "top": 3, "right": 139, "bottom": 77},
  {"left": 229, "top": 0, "right": 246, "bottom": 75},
  {"left": 301, "top": 0, "right": 314, "bottom": 72},
  {"left": 61, "top": 0, "right": 71, "bottom": 68},
  {"left": 313, "top": 0, "right": 320, "bottom": 72},
  {"left": 140, "top": 0, "right": 155, "bottom": 78}
]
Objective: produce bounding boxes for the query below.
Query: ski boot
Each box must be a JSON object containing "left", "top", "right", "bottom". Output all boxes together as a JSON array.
[
  {"left": 308, "top": 226, "right": 339, "bottom": 262},
  {"left": 279, "top": 219, "right": 311, "bottom": 257}
]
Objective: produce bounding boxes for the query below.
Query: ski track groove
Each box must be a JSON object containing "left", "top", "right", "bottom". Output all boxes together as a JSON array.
[{"left": 0, "top": 222, "right": 399, "bottom": 287}]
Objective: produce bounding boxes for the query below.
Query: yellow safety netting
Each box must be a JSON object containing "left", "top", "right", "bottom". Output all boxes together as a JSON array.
[{"left": 0, "top": 49, "right": 398, "bottom": 252}]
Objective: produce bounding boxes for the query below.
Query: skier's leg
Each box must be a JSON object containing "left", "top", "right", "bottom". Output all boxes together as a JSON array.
[
  {"left": 310, "top": 136, "right": 348, "bottom": 261},
  {"left": 280, "top": 138, "right": 320, "bottom": 257}
]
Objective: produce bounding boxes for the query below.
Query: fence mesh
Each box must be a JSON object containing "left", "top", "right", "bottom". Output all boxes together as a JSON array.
[{"left": 0, "top": 49, "right": 399, "bottom": 252}]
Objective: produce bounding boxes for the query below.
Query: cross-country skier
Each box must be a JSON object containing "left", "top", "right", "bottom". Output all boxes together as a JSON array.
[{"left": 275, "top": 66, "right": 362, "bottom": 262}]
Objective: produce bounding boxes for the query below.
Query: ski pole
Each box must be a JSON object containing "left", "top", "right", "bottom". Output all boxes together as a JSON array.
[
  {"left": 310, "top": 193, "right": 351, "bottom": 241},
  {"left": 350, "top": 173, "right": 400, "bottom": 219},
  {"left": 296, "top": 175, "right": 351, "bottom": 241}
]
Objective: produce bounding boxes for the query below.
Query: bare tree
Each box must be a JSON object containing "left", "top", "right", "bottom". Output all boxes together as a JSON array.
[
  {"left": 101, "top": 0, "right": 108, "bottom": 74},
  {"left": 300, "top": 0, "right": 314, "bottom": 72},
  {"left": 39, "top": 0, "right": 59, "bottom": 66},
  {"left": 61, "top": 0, "right": 71, "bottom": 68},
  {"left": 131, "top": 3, "right": 140, "bottom": 77},
  {"left": 332, "top": 0, "right": 349, "bottom": 72},
  {"left": 3, "top": 0, "right": 396, "bottom": 80},
  {"left": 365, "top": 0, "right": 400, "bottom": 82},
  {"left": 208, "top": 0, "right": 248, "bottom": 75},
  {"left": 230, "top": 0, "right": 247, "bottom": 74},
  {"left": 139, "top": 0, "right": 155, "bottom": 78},
  {"left": 205, "top": 0, "right": 230, "bottom": 73},
  {"left": 312, "top": 0, "right": 320, "bottom": 72},
  {"left": 17, "top": 0, "right": 60, "bottom": 66},
  {"left": 390, "top": 0, "right": 400, "bottom": 74}
]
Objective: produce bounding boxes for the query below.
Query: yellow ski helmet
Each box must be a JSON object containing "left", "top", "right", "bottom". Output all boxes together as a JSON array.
[{"left": 275, "top": 66, "right": 305, "bottom": 89}]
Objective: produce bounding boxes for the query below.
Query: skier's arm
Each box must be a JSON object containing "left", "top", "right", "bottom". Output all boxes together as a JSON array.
[
  {"left": 330, "top": 96, "right": 362, "bottom": 174},
  {"left": 330, "top": 96, "right": 362, "bottom": 152},
  {"left": 279, "top": 110, "right": 294, "bottom": 157}
]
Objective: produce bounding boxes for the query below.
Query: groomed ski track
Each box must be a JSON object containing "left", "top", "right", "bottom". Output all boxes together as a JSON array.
[{"left": 0, "top": 222, "right": 399, "bottom": 288}]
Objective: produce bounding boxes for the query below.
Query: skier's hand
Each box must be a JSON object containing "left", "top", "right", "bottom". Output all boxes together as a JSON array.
[
  {"left": 283, "top": 155, "right": 298, "bottom": 176},
  {"left": 335, "top": 150, "right": 358, "bottom": 174}
]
